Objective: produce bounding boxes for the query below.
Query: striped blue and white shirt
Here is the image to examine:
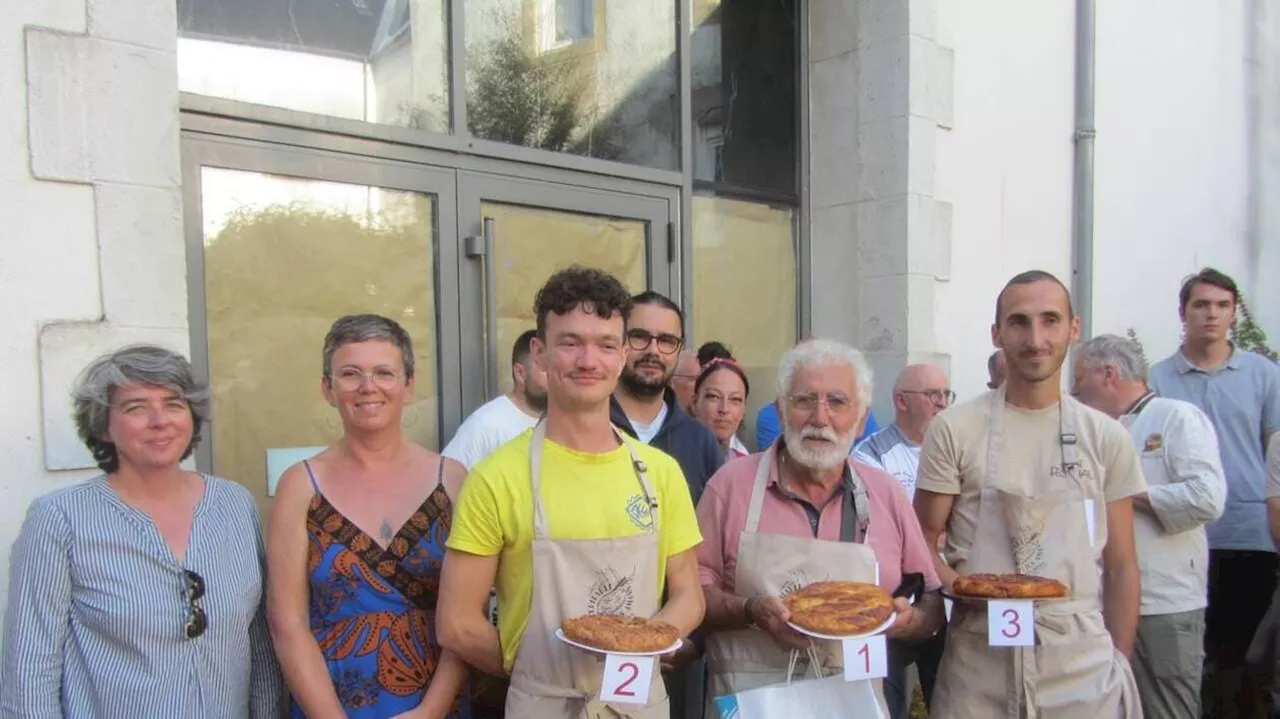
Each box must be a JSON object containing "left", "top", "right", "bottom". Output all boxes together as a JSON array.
[
  {"left": 1, "top": 474, "right": 285, "bottom": 719},
  {"left": 853, "top": 423, "right": 921, "bottom": 499}
]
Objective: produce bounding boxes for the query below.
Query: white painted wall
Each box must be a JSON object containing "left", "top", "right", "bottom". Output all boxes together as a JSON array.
[
  {"left": 0, "top": 0, "right": 187, "bottom": 650},
  {"left": 1093, "top": 0, "right": 1256, "bottom": 364},
  {"left": 934, "top": 0, "right": 1077, "bottom": 400},
  {"left": 935, "top": 0, "right": 1268, "bottom": 401}
]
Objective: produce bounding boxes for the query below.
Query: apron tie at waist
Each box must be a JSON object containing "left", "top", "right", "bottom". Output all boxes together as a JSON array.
[{"left": 509, "top": 674, "right": 642, "bottom": 719}]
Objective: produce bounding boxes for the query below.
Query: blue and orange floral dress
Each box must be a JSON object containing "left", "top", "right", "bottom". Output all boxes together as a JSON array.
[{"left": 295, "top": 461, "right": 469, "bottom": 719}]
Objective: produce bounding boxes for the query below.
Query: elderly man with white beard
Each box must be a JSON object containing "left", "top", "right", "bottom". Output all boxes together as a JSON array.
[{"left": 693, "top": 339, "right": 946, "bottom": 717}]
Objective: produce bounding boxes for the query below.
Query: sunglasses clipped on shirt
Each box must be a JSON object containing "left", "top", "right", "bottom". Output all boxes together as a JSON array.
[{"left": 184, "top": 569, "right": 208, "bottom": 639}]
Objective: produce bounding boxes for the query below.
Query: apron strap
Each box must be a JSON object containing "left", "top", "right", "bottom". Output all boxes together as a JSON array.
[
  {"left": 842, "top": 462, "right": 871, "bottom": 544},
  {"left": 529, "top": 420, "right": 659, "bottom": 540},
  {"left": 744, "top": 443, "right": 777, "bottom": 533}
]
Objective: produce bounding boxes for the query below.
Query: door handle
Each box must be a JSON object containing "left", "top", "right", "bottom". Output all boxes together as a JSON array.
[{"left": 464, "top": 217, "right": 500, "bottom": 399}]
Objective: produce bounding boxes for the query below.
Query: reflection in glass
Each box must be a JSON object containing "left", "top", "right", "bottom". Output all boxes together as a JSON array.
[
  {"left": 482, "top": 202, "right": 647, "bottom": 394},
  {"left": 465, "top": 0, "right": 679, "bottom": 170},
  {"left": 178, "top": 0, "right": 450, "bottom": 133},
  {"left": 691, "top": 0, "right": 797, "bottom": 194},
  {"left": 201, "top": 168, "right": 439, "bottom": 509},
  {"left": 691, "top": 194, "right": 796, "bottom": 446}
]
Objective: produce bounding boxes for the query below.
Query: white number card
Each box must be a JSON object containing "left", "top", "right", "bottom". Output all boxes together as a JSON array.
[
  {"left": 599, "top": 654, "right": 655, "bottom": 705},
  {"left": 988, "top": 600, "right": 1034, "bottom": 647},
  {"left": 842, "top": 634, "right": 889, "bottom": 682}
]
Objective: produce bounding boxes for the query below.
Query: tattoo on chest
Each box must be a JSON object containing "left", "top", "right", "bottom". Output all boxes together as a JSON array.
[{"left": 380, "top": 520, "right": 394, "bottom": 543}]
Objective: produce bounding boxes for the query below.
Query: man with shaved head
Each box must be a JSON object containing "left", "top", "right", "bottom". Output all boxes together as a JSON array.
[
  {"left": 854, "top": 363, "right": 955, "bottom": 718},
  {"left": 855, "top": 364, "right": 955, "bottom": 500},
  {"left": 915, "top": 270, "right": 1145, "bottom": 717}
]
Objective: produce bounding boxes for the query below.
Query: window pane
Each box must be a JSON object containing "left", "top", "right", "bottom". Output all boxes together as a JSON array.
[
  {"left": 691, "top": 0, "right": 797, "bottom": 194},
  {"left": 200, "top": 168, "right": 439, "bottom": 509},
  {"left": 691, "top": 195, "right": 796, "bottom": 448},
  {"left": 179, "top": 0, "right": 450, "bottom": 133},
  {"left": 482, "top": 202, "right": 647, "bottom": 392},
  {"left": 465, "top": 0, "right": 679, "bottom": 170}
]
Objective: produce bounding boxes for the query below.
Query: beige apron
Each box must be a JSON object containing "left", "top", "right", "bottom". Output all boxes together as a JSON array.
[
  {"left": 932, "top": 388, "right": 1140, "bottom": 718},
  {"left": 702, "top": 444, "right": 890, "bottom": 718},
  {"left": 506, "top": 422, "right": 670, "bottom": 719}
]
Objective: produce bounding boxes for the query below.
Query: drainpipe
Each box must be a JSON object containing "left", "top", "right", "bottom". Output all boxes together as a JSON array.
[{"left": 1071, "top": 0, "right": 1097, "bottom": 339}]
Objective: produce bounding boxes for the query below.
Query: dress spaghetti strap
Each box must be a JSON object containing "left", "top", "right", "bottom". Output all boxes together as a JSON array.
[
  {"left": 435, "top": 456, "right": 446, "bottom": 489},
  {"left": 302, "top": 460, "right": 321, "bottom": 494}
]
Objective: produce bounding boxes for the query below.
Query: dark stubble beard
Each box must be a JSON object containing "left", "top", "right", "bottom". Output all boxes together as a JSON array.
[
  {"left": 523, "top": 386, "right": 548, "bottom": 413},
  {"left": 620, "top": 358, "right": 670, "bottom": 399}
]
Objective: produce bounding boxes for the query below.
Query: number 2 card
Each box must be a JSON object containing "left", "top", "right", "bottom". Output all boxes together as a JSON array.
[
  {"left": 988, "top": 600, "right": 1034, "bottom": 647},
  {"left": 599, "top": 653, "right": 655, "bottom": 704}
]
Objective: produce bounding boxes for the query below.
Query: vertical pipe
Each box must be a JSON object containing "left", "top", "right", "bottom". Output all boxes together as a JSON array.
[{"left": 1072, "top": 0, "right": 1097, "bottom": 339}]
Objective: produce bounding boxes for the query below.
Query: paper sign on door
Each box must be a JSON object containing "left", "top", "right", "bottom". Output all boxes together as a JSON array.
[
  {"left": 600, "top": 654, "right": 655, "bottom": 705},
  {"left": 1084, "top": 499, "right": 1097, "bottom": 547},
  {"left": 843, "top": 634, "right": 889, "bottom": 682},
  {"left": 988, "top": 600, "right": 1034, "bottom": 647}
]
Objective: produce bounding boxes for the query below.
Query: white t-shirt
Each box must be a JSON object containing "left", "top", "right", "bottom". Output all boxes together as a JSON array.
[
  {"left": 628, "top": 402, "right": 670, "bottom": 444},
  {"left": 442, "top": 395, "right": 540, "bottom": 470}
]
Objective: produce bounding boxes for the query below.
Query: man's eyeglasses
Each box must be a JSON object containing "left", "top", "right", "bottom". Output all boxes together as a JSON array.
[
  {"left": 330, "top": 367, "right": 403, "bottom": 392},
  {"left": 788, "top": 393, "right": 855, "bottom": 415},
  {"left": 184, "top": 570, "right": 207, "bottom": 639},
  {"left": 900, "top": 389, "right": 957, "bottom": 405},
  {"left": 626, "top": 330, "right": 683, "bottom": 355}
]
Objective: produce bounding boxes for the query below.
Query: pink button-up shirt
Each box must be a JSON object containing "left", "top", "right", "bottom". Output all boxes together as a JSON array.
[{"left": 696, "top": 452, "right": 943, "bottom": 595}]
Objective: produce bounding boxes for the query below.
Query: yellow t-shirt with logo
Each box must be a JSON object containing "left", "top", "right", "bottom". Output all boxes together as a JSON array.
[{"left": 446, "top": 429, "right": 703, "bottom": 673}]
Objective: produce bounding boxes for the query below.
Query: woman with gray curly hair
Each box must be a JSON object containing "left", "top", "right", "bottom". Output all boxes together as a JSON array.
[{"left": 0, "top": 344, "right": 285, "bottom": 718}]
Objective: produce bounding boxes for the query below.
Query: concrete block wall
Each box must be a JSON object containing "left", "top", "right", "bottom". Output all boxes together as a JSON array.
[
  {"left": 808, "top": 0, "right": 955, "bottom": 418},
  {"left": 0, "top": 0, "right": 185, "bottom": 633}
]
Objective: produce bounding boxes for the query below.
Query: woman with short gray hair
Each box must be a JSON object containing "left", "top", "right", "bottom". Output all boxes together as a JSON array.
[
  {"left": 266, "top": 315, "right": 471, "bottom": 718},
  {"left": 0, "top": 344, "right": 285, "bottom": 718}
]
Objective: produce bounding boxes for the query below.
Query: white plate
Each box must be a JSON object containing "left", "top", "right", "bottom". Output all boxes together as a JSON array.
[
  {"left": 554, "top": 628, "right": 684, "bottom": 657},
  {"left": 786, "top": 611, "right": 898, "bottom": 641}
]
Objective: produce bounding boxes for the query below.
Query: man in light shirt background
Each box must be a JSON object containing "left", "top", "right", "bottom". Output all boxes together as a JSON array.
[
  {"left": 1072, "top": 334, "right": 1226, "bottom": 718},
  {"left": 854, "top": 364, "right": 954, "bottom": 500},
  {"left": 443, "top": 329, "right": 547, "bottom": 470},
  {"left": 853, "top": 363, "right": 953, "bottom": 719}
]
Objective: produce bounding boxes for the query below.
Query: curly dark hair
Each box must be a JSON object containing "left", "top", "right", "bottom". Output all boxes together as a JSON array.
[{"left": 533, "top": 266, "right": 634, "bottom": 337}]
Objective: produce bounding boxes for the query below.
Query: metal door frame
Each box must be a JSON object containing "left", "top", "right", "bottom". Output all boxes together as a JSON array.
[
  {"left": 454, "top": 171, "right": 679, "bottom": 419},
  {"left": 181, "top": 133, "right": 462, "bottom": 469},
  {"left": 182, "top": 133, "right": 680, "bottom": 473}
]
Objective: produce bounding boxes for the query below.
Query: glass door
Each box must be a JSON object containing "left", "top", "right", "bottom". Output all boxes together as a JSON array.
[
  {"left": 455, "top": 172, "right": 677, "bottom": 417},
  {"left": 183, "top": 135, "right": 460, "bottom": 514}
]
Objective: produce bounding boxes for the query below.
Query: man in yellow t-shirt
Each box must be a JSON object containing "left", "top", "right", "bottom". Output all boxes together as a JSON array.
[
  {"left": 447, "top": 429, "right": 702, "bottom": 672},
  {"left": 438, "top": 266, "right": 705, "bottom": 717}
]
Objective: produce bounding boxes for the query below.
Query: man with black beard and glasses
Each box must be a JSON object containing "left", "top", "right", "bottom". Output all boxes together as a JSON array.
[
  {"left": 609, "top": 291, "right": 723, "bottom": 719},
  {"left": 444, "top": 329, "right": 549, "bottom": 470},
  {"left": 610, "top": 291, "right": 724, "bottom": 504}
]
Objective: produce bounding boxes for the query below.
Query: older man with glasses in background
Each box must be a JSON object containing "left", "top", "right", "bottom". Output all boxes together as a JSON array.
[{"left": 853, "top": 363, "right": 954, "bottom": 718}]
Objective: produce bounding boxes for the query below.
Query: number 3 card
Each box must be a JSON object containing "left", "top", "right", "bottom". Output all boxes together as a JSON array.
[
  {"left": 599, "top": 654, "right": 655, "bottom": 704},
  {"left": 988, "top": 600, "right": 1034, "bottom": 647}
]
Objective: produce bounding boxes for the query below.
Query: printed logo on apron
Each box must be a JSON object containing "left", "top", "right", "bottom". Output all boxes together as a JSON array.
[{"left": 587, "top": 567, "right": 638, "bottom": 616}]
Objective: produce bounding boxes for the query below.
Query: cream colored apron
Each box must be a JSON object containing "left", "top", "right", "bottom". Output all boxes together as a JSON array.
[
  {"left": 702, "top": 444, "right": 890, "bottom": 718},
  {"left": 932, "top": 388, "right": 1141, "bottom": 718},
  {"left": 506, "top": 422, "right": 670, "bottom": 719}
]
